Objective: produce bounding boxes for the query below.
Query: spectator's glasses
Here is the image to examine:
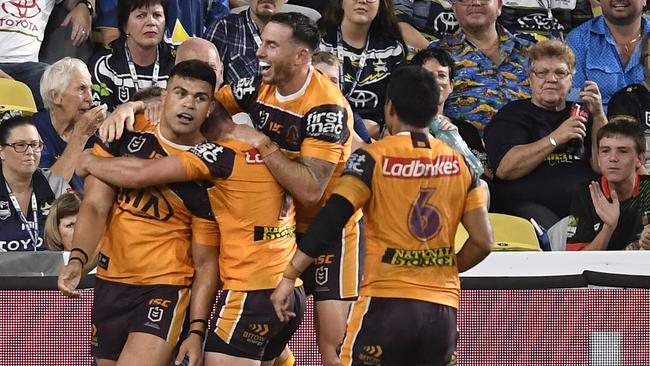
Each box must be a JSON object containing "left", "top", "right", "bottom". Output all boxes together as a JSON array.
[
  {"left": 1, "top": 141, "right": 45, "bottom": 153},
  {"left": 355, "top": 0, "right": 378, "bottom": 3},
  {"left": 454, "top": 0, "right": 492, "bottom": 5},
  {"left": 531, "top": 68, "right": 572, "bottom": 80}
]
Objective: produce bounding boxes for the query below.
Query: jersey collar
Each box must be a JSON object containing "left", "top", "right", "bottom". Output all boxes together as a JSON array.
[{"left": 600, "top": 175, "right": 640, "bottom": 200}]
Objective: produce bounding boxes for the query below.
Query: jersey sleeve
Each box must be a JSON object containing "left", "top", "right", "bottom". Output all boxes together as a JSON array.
[
  {"left": 333, "top": 149, "right": 375, "bottom": 209},
  {"left": 301, "top": 104, "right": 351, "bottom": 163},
  {"left": 191, "top": 215, "right": 220, "bottom": 247},
  {"left": 179, "top": 142, "right": 236, "bottom": 180},
  {"left": 462, "top": 156, "right": 487, "bottom": 213},
  {"left": 215, "top": 76, "right": 260, "bottom": 116},
  {"left": 566, "top": 184, "right": 596, "bottom": 251}
]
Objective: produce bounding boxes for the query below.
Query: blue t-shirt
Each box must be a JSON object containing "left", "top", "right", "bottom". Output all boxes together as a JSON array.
[
  {"left": 0, "top": 167, "right": 56, "bottom": 252},
  {"left": 33, "top": 111, "right": 95, "bottom": 192}
]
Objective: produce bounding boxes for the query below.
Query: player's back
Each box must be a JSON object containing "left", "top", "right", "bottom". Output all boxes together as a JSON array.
[
  {"left": 180, "top": 140, "right": 298, "bottom": 291},
  {"left": 94, "top": 116, "right": 216, "bottom": 286},
  {"left": 342, "top": 132, "right": 484, "bottom": 309}
]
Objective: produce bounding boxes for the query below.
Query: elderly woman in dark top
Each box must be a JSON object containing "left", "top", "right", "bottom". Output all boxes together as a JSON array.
[{"left": 484, "top": 39, "right": 607, "bottom": 229}]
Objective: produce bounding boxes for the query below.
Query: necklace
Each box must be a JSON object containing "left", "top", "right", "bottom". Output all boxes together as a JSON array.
[{"left": 618, "top": 32, "right": 642, "bottom": 54}]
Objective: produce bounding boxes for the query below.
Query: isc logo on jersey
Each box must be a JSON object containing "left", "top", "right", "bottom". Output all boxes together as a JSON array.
[
  {"left": 382, "top": 155, "right": 460, "bottom": 178},
  {"left": 190, "top": 142, "right": 224, "bottom": 163},
  {"left": 305, "top": 106, "right": 346, "bottom": 142}
]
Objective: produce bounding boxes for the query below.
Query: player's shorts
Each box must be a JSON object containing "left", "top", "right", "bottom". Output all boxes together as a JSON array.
[
  {"left": 92, "top": 278, "right": 190, "bottom": 361},
  {"left": 301, "top": 219, "right": 364, "bottom": 301},
  {"left": 205, "top": 286, "right": 306, "bottom": 361},
  {"left": 341, "top": 296, "right": 458, "bottom": 366}
]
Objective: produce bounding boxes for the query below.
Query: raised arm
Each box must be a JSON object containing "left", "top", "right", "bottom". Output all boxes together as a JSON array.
[
  {"left": 226, "top": 124, "right": 337, "bottom": 207},
  {"left": 494, "top": 114, "right": 588, "bottom": 180}
]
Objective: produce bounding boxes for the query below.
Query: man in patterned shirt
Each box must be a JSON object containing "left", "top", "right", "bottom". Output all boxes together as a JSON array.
[
  {"left": 203, "top": 0, "right": 286, "bottom": 84},
  {"left": 429, "top": 0, "right": 534, "bottom": 133}
]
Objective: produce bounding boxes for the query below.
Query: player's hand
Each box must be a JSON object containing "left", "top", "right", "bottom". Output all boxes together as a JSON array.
[
  {"left": 99, "top": 102, "right": 139, "bottom": 143},
  {"left": 174, "top": 333, "right": 203, "bottom": 366},
  {"left": 58, "top": 260, "right": 83, "bottom": 298},
  {"left": 62, "top": 3, "right": 91, "bottom": 47},
  {"left": 549, "top": 115, "right": 587, "bottom": 146},
  {"left": 223, "top": 124, "right": 267, "bottom": 149},
  {"left": 270, "top": 277, "right": 297, "bottom": 322},
  {"left": 589, "top": 181, "right": 619, "bottom": 229},
  {"left": 144, "top": 101, "right": 162, "bottom": 125},
  {"left": 579, "top": 81, "right": 604, "bottom": 116}
]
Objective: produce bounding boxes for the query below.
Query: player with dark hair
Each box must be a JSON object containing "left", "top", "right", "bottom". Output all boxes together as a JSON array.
[
  {"left": 58, "top": 60, "right": 219, "bottom": 366},
  {"left": 271, "top": 65, "right": 494, "bottom": 365}
]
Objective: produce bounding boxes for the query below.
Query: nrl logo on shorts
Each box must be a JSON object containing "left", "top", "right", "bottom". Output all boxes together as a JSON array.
[
  {"left": 127, "top": 136, "right": 147, "bottom": 153},
  {"left": 315, "top": 266, "right": 328, "bottom": 286},
  {"left": 148, "top": 306, "right": 164, "bottom": 322}
]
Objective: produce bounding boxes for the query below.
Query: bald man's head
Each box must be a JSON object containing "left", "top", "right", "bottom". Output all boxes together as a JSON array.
[{"left": 176, "top": 38, "right": 223, "bottom": 89}]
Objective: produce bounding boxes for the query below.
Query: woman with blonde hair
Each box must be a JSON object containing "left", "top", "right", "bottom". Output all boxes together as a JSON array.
[{"left": 45, "top": 192, "right": 83, "bottom": 251}]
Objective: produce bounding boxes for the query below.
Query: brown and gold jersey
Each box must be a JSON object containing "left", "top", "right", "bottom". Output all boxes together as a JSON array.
[
  {"left": 93, "top": 115, "right": 218, "bottom": 286},
  {"left": 334, "top": 132, "right": 486, "bottom": 309},
  {"left": 216, "top": 68, "right": 360, "bottom": 232},
  {"left": 178, "top": 139, "right": 299, "bottom": 291}
]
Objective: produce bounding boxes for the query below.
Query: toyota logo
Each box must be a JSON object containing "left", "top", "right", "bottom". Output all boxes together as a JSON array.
[{"left": 2, "top": 0, "right": 42, "bottom": 19}]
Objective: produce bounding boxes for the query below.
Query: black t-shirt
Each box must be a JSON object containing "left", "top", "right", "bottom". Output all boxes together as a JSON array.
[
  {"left": 566, "top": 175, "right": 649, "bottom": 250},
  {"left": 484, "top": 99, "right": 597, "bottom": 217},
  {"left": 320, "top": 26, "right": 406, "bottom": 126}
]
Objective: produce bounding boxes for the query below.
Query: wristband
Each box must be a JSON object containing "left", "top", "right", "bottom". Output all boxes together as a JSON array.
[
  {"left": 189, "top": 329, "right": 205, "bottom": 340},
  {"left": 70, "top": 248, "right": 89, "bottom": 265},
  {"left": 190, "top": 319, "right": 207, "bottom": 329},
  {"left": 68, "top": 257, "right": 85, "bottom": 267}
]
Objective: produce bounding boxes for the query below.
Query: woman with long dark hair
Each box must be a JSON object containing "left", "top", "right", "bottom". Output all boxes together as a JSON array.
[{"left": 319, "top": 0, "right": 406, "bottom": 139}]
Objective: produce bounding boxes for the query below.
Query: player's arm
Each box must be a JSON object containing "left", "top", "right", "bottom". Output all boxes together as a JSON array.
[
  {"left": 58, "top": 176, "right": 116, "bottom": 298},
  {"left": 176, "top": 240, "right": 219, "bottom": 365},
  {"left": 271, "top": 154, "right": 372, "bottom": 321},
  {"left": 457, "top": 168, "right": 494, "bottom": 272},
  {"left": 260, "top": 142, "right": 336, "bottom": 207},
  {"left": 79, "top": 152, "right": 189, "bottom": 189},
  {"left": 457, "top": 206, "right": 493, "bottom": 272}
]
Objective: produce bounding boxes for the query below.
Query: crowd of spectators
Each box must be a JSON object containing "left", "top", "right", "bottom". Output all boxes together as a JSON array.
[{"left": 1, "top": 0, "right": 649, "bottom": 257}]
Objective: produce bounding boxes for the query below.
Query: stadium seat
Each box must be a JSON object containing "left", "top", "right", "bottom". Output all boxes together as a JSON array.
[
  {"left": 455, "top": 213, "right": 541, "bottom": 252},
  {"left": 0, "top": 78, "right": 38, "bottom": 116}
]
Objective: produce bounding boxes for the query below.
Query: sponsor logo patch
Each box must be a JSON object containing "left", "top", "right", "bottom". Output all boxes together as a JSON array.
[
  {"left": 253, "top": 225, "right": 295, "bottom": 241},
  {"left": 382, "top": 156, "right": 460, "bottom": 178},
  {"left": 382, "top": 247, "right": 455, "bottom": 267}
]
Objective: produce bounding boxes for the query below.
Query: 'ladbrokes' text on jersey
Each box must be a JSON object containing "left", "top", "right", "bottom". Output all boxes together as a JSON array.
[{"left": 334, "top": 132, "right": 486, "bottom": 309}]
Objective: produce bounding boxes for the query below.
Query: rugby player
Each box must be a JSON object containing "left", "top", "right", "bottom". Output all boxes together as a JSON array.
[{"left": 271, "top": 66, "right": 494, "bottom": 365}]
